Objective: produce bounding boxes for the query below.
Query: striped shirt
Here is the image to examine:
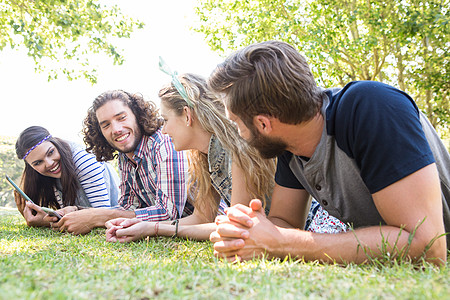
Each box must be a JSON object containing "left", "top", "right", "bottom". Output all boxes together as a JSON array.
[
  {"left": 117, "top": 129, "right": 189, "bottom": 221},
  {"left": 55, "top": 143, "right": 119, "bottom": 208}
]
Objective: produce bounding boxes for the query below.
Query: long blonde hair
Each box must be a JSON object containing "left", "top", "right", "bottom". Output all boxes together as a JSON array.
[{"left": 159, "top": 73, "right": 276, "bottom": 220}]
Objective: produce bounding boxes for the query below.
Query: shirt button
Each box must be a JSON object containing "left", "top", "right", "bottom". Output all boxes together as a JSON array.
[
  {"left": 315, "top": 185, "right": 321, "bottom": 191},
  {"left": 322, "top": 200, "right": 328, "bottom": 206}
]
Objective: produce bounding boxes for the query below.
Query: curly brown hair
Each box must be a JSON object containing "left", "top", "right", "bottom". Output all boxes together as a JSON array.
[{"left": 83, "top": 90, "right": 163, "bottom": 161}]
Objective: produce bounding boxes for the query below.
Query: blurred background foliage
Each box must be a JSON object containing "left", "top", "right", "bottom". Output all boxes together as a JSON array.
[{"left": 194, "top": 0, "right": 450, "bottom": 136}]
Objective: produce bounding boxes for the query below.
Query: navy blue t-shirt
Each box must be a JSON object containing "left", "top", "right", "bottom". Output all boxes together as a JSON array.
[{"left": 275, "top": 81, "right": 435, "bottom": 194}]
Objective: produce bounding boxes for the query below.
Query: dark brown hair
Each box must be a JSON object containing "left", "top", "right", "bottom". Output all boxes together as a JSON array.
[
  {"left": 83, "top": 90, "right": 163, "bottom": 161},
  {"left": 15, "top": 126, "right": 80, "bottom": 209}
]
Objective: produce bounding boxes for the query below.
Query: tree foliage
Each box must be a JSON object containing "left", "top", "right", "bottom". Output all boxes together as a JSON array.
[
  {"left": 0, "top": 137, "right": 24, "bottom": 207},
  {"left": 0, "top": 0, "right": 144, "bottom": 83},
  {"left": 194, "top": 0, "right": 450, "bottom": 134}
]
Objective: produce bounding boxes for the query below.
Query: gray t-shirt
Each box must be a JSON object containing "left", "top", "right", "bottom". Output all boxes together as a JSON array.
[{"left": 275, "top": 81, "right": 450, "bottom": 248}]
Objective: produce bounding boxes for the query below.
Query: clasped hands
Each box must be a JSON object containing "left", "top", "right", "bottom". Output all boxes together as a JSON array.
[
  {"left": 210, "top": 199, "right": 282, "bottom": 262},
  {"left": 105, "top": 218, "right": 154, "bottom": 243}
]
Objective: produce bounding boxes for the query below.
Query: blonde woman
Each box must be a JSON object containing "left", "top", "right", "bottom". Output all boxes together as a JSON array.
[{"left": 105, "top": 73, "right": 276, "bottom": 241}]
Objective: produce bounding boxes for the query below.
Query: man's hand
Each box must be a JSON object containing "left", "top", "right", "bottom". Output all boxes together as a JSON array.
[
  {"left": 42, "top": 206, "right": 77, "bottom": 224},
  {"left": 210, "top": 199, "right": 283, "bottom": 261},
  {"left": 106, "top": 218, "right": 154, "bottom": 243},
  {"left": 50, "top": 209, "right": 99, "bottom": 235}
]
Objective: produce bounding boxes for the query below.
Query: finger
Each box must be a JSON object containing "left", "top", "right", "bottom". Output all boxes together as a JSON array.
[
  {"left": 26, "top": 201, "right": 42, "bottom": 212},
  {"left": 14, "top": 191, "right": 25, "bottom": 210},
  {"left": 217, "top": 223, "right": 250, "bottom": 239},
  {"left": 106, "top": 218, "right": 128, "bottom": 227},
  {"left": 106, "top": 235, "right": 118, "bottom": 243},
  {"left": 229, "top": 203, "right": 254, "bottom": 215},
  {"left": 213, "top": 239, "right": 245, "bottom": 253},
  {"left": 226, "top": 208, "right": 253, "bottom": 228},
  {"left": 209, "top": 230, "right": 221, "bottom": 243},
  {"left": 209, "top": 231, "right": 240, "bottom": 243},
  {"left": 215, "top": 215, "right": 230, "bottom": 225},
  {"left": 51, "top": 218, "right": 65, "bottom": 229},
  {"left": 249, "top": 199, "right": 264, "bottom": 213},
  {"left": 50, "top": 221, "right": 60, "bottom": 229},
  {"left": 119, "top": 218, "right": 141, "bottom": 228},
  {"left": 105, "top": 228, "right": 118, "bottom": 242},
  {"left": 43, "top": 215, "right": 59, "bottom": 223},
  {"left": 105, "top": 220, "right": 114, "bottom": 229},
  {"left": 213, "top": 250, "right": 242, "bottom": 262},
  {"left": 22, "top": 205, "right": 34, "bottom": 220},
  {"left": 115, "top": 227, "right": 136, "bottom": 238}
]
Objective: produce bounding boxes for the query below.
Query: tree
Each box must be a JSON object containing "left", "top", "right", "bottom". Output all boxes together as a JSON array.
[
  {"left": 0, "top": 137, "right": 24, "bottom": 207},
  {"left": 0, "top": 0, "right": 144, "bottom": 83},
  {"left": 194, "top": 0, "right": 450, "bottom": 135}
]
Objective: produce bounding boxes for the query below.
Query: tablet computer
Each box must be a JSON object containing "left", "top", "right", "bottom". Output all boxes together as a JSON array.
[{"left": 5, "top": 174, "right": 62, "bottom": 220}]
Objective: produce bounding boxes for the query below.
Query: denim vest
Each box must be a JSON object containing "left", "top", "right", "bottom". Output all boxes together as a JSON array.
[{"left": 208, "top": 134, "right": 233, "bottom": 206}]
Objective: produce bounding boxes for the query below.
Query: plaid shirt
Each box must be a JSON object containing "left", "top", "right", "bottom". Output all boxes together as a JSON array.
[{"left": 117, "top": 129, "right": 189, "bottom": 221}]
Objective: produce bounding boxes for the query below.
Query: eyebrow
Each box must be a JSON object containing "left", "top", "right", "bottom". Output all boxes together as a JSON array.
[
  {"left": 31, "top": 145, "right": 53, "bottom": 165},
  {"left": 98, "top": 111, "right": 126, "bottom": 126}
]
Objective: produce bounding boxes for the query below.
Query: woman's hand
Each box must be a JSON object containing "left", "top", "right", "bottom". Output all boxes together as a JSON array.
[
  {"left": 21, "top": 201, "right": 51, "bottom": 227},
  {"left": 105, "top": 218, "right": 154, "bottom": 243},
  {"left": 43, "top": 206, "right": 77, "bottom": 224},
  {"left": 14, "top": 190, "right": 27, "bottom": 217}
]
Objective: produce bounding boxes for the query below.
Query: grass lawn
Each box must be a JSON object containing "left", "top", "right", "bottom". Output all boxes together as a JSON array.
[{"left": 0, "top": 208, "right": 449, "bottom": 299}]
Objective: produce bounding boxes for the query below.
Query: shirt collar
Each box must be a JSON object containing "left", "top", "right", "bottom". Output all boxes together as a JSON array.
[{"left": 207, "top": 134, "right": 227, "bottom": 173}]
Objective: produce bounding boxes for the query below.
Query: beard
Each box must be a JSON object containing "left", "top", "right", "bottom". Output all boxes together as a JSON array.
[
  {"left": 110, "top": 126, "right": 143, "bottom": 155},
  {"left": 248, "top": 127, "right": 287, "bottom": 159}
]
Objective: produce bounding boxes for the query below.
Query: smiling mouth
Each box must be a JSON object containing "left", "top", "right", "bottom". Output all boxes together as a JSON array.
[
  {"left": 49, "top": 163, "right": 60, "bottom": 173},
  {"left": 115, "top": 133, "right": 130, "bottom": 142}
]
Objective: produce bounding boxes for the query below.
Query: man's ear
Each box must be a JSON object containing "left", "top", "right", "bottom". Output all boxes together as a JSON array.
[
  {"left": 183, "top": 106, "right": 193, "bottom": 126},
  {"left": 253, "top": 115, "right": 273, "bottom": 134}
]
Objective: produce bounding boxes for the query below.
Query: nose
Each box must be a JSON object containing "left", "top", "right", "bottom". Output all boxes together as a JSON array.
[
  {"left": 44, "top": 156, "right": 54, "bottom": 168},
  {"left": 110, "top": 120, "right": 122, "bottom": 135}
]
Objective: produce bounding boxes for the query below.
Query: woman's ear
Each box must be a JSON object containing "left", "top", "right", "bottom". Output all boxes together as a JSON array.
[{"left": 183, "top": 106, "right": 193, "bottom": 127}]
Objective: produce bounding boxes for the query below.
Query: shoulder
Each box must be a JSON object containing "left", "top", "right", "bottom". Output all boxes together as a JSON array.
[
  {"left": 325, "top": 81, "right": 421, "bottom": 153},
  {"left": 68, "top": 142, "right": 94, "bottom": 163},
  {"left": 326, "top": 81, "right": 419, "bottom": 124},
  {"left": 145, "top": 128, "right": 172, "bottom": 149},
  {"left": 144, "top": 129, "right": 184, "bottom": 161}
]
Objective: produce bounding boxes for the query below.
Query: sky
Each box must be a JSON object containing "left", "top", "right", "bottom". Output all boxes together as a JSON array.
[{"left": 0, "top": 0, "right": 223, "bottom": 144}]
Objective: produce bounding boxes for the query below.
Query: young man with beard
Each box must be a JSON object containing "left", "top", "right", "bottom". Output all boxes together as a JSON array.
[
  {"left": 208, "top": 41, "right": 450, "bottom": 266},
  {"left": 45, "top": 90, "right": 190, "bottom": 234}
]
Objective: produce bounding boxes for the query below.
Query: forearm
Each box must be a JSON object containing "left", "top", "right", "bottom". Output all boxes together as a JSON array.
[
  {"left": 86, "top": 208, "right": 136, "bottom": 228},
  {"left": 157, "top": 222, "right": 217, "bottom": 241},
  {"left": 274, "top": 225, "right": 446, "bottom": 265},
  {"left": 268, "top": 216, "right": 298, "bottom": 229}
]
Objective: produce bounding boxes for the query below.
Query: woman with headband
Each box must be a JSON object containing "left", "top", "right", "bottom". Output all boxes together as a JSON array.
[
  {"left": 105, "top": 71, "right": 346, "bottom": 243},
  {"left": 14, "top": 125, "right": 119, "bottom": 227}
]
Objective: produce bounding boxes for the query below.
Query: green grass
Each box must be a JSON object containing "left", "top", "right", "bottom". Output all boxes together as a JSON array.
[{"left": 0, "top": 209, "right": 449, "bottom": 299}]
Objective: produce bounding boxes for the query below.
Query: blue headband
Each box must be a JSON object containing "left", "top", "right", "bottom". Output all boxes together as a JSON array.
[
  {"left": 158, "top": 56, "right": 193, "bottom": 107},
  {"left": 22, "top": 135, "right": 52, "bottom": 160}
]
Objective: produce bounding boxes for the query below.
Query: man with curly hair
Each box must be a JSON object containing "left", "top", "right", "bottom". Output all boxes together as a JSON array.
[{"left": 48, "top": 90, "right": 191, "bottom": 234}]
